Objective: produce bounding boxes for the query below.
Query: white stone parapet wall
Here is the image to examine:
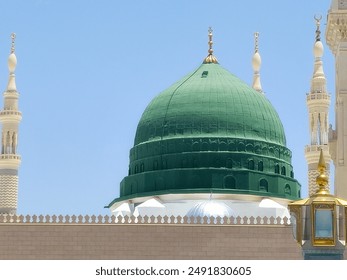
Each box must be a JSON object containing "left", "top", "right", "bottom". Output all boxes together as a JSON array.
[
  {"left": 0, "top": 174, "right": 18, "bottom": 214},
  {"left": 0, "top": 214, "right": 291, "bottom": 225},
  {"left": 0, "top": 214, "right": 302, "bottom": 260}
]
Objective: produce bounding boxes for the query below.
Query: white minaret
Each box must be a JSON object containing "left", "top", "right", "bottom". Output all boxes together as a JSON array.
[
  {"left": 305, "top": 17, "right": 331, "bottom": 196},
  {"left": 252, "top": 32, "right": 263, "bottom": 93},
  {"left": 0, "top": 33, "right": 22, "bottom": 214},
  {"left": 326, "top": 0, "right": 347, "bottom": 199}
]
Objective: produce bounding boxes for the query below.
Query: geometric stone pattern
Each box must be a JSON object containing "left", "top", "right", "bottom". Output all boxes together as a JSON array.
[{"left": 0, "top": 175, "right": 18, "bottom": 210}]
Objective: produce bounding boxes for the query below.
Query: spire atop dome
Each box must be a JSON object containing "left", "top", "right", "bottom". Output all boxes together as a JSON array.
[
  {"left": 252, "top": 32, "right": 263, "bottom": 93},
  {"left": 7, "top": 33, "right": 17, "bottom": 91},
  {"left": 203, "top": 27, "right": 218, "bottom": 64}
]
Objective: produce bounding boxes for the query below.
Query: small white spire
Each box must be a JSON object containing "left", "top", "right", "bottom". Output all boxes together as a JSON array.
[
  {"left": 7, "top": 33, "right": 17, "bottom": 91},
  {"left": 312, "top": 16, "right": 326, "bottom": 88},
  {"left": 314, "top": 15, "right": 324, "bottom": 59},
  {"left": 252, "top": 32, "right": 263, "bottom": 93}
]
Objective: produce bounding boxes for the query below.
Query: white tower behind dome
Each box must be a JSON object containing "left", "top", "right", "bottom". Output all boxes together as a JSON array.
[
  {"left": 0, "top": 33, "right": 22, "bottom": 214},
  {"left": 305, "top": 17, "right": 331, "bottom": 196},
  {"left": 252, "top": 32, "right": 263, "bottom": 93},
  {"left": 326, "top": 0, "right": 347, "bottom": 199}
]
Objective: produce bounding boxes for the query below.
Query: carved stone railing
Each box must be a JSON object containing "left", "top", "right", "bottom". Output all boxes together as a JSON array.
[
  {"left": 306, "top": 92, "right": 330, "bottom": 101},
  {"left": 0, "top": 214, "right": 291, "bottom": 226},
  {"left": 0, "top": 154, "right": 21, "bottom": 160}
]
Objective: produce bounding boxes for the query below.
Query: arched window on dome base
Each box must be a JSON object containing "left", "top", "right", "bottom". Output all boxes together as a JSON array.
[
  {"left": 275, "top": 164, "right": 280, "bottom": 174},
  {"left": 248, "top": 160, "right": 255, "bottom": 170},
  {"left": 258, "top": 161, "right": 264, "bottom": 171},
  {"left": 224, "top": 176, "right": 236, "bottom": 189},
  {"left": 226, "top": 158, "right": 233, "bottom": 169},
  {"left": 259, "top": 179, "right": 268, "bottom": 192}
]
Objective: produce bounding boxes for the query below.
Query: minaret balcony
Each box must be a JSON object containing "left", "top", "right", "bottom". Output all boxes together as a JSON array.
[
  {"left": 0, "top": 110, "right": 22, "bottom": 122},
  {"left": 0, "top": 154, "right": 21, "bottom": 160},
  {"left": 0, "top": 154, "right": 21, "bottom": 169},
  {"left": 305, "top": 144, "right": 329, "bottom": 153},
  {"left": 306, "top": 92, "right": 330, "bottom": 101},
  {"left": 305, "top": 145, "right": 331, "bottom": 164},
  {"left": 305, "top": 145, "right": 331, "bottom": 163}
]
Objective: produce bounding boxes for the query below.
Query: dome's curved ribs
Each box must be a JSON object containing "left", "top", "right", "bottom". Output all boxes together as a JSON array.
[{"left": 160, "top": 65, "right": 203, "bottom": 140}]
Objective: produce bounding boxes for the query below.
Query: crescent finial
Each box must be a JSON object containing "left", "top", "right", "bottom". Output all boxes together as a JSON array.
[{"left": 11, "top": 33, "right": 16, "bottom": 54}]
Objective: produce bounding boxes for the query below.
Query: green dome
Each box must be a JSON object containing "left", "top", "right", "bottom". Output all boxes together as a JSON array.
[
  {"left": 109, "top": 62, "right": 301, "bottom": 206},
  {"left": 135, "top": 63, "right": 286, "bottom": 146}
]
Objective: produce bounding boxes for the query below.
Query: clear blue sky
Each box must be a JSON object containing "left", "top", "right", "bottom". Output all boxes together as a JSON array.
[{"left": 0, "top": 0, "right": 334, "bottom": 215}]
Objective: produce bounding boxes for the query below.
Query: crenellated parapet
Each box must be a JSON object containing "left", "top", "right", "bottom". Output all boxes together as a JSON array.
[{"left": 0, "top": 214, "right": 291, "bottom": 226}]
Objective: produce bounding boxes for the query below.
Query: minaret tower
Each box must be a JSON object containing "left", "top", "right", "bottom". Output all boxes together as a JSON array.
[
  {"left": 305, "top": 17, "right": 331, "bottom": 196},
  {"left": 0, "top": 33, "right": 22, "bottom": 214},
  {"left": 326, "top": 0, "right": 347, "bottom": 199},
  {"left": 252, "top": 32, "right": 263, "bottom": 93}
]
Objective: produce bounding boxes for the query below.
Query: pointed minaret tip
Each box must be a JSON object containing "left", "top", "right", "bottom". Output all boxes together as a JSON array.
[
  {"left": 313, "top": 15, "right": 324, "bottom": 58},
  {"left": 203, "top": 27, "right": 218, "bottom": 64},
  {"left": 8, "top": 33, "right": 17, "bottom": 73},
  {"left": 252, "top": 32, "right": 263, "bottom": 93},
  {"left": 7, "top": 33, "right": 17, "bottom": 91},
  {"left": 252, "top": 32, "right": 261, "bottom": 71},
  {"left": 314, "top": 15, "right": 322, "bottom": 42}
]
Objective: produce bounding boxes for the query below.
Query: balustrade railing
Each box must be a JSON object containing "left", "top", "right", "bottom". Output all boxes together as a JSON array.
[{"left": 0, "top": 214, "right": 290, "bottom": 225}]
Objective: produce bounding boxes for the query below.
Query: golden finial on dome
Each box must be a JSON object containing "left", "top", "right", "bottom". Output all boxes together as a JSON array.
[
  {"left": 315, "top": 148, "right": 329, "bottom": 195},
  {"left": 203, "top": 27, "right": 218, "bottom": 64},
  {"left": 314, "top": 14, "right": 322, "bottom": 42},
  {"left": 11, "top": 33, "right": 16, "bottom": 54}
]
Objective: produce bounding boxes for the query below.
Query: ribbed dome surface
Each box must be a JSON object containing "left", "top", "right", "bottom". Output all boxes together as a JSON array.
[
  {"left": 108, "top": 61, "right": 301, "bottom": 208},
  {"left": 135, "top": 63, "right": 286, "bottom": 146}
]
